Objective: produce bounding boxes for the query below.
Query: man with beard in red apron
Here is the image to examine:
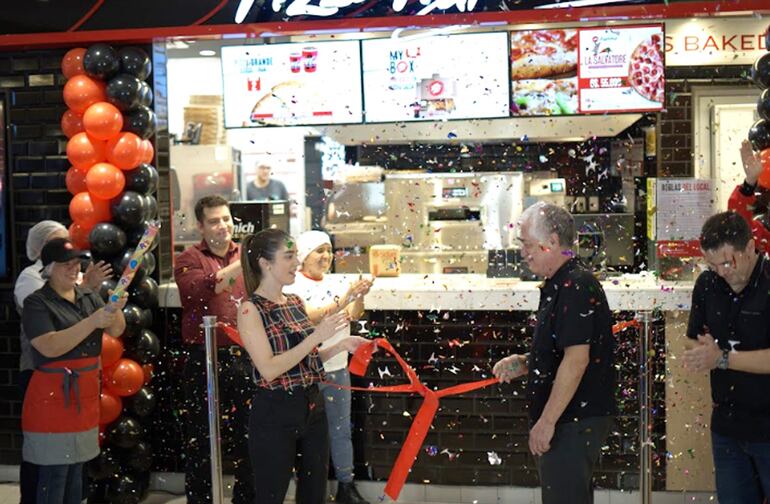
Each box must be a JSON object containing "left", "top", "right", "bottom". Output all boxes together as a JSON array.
[{"left": 21, "top": 238, "right": 126, "bottom": 504}]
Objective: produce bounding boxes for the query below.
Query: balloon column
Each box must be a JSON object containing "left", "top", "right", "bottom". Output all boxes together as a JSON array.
[
  {"left": 61, "top": 44, "right": 159, "bottom": 504},
  {"left": 751, "top": 27, "right": 770, "bottom": 187}
]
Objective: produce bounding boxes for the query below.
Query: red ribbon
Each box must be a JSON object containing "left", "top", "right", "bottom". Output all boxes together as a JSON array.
[{"left": 347, "top": 338, "right": 498, "bottom": 501}]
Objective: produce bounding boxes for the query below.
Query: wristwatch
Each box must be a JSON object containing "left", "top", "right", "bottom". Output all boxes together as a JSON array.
[{"left": 717, "top": 349, "right": 730, "bottom": 370}]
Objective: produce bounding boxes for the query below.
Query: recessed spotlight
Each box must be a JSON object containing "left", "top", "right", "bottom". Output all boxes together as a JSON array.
[{"left": 199, "top": 50, "right": 217, "bottom": 56}]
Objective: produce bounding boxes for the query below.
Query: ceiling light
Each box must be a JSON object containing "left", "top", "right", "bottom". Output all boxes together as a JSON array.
[{"left": 199, "top": 50, "right": 217, "bottom": 56}]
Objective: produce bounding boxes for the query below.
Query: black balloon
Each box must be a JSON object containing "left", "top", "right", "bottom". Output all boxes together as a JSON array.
[
  {"left": 98, "top": 278, "right": 118, "bottom": 302},
  {"left": 111, "top": 191, "right": 146, "bottom": 228},
  {"left": 144, "top": 194, "right": 158, "bottom": 221},
  {"left": 749, "top": 119, "right": 770, "bottom": 152},
  {"left": 88, "top": 223, "right": 127, "bottom": 258},
  {"left": 752, "top": 52, "right": 770, "bottom": 89},
  {"left": 144, "top": 252, "right": 156, "bottom": 276},
  {"left": 759, "top": 89, "right": 770, "bottom": 122},
  {"left": 106, "top": 474, "right": 142, "bottom": 504},
  {"left": 87, "top": 447, "right": 118, "bottom": 480},
  {"left": 123, "top": 105, "right": 157, "bottom": 140},
  {"left": 129, "top": 277, "right": 158, "bottom": 309},
  {"left": 126, "top": 329, "right": 159, "bottom": 363},
  {"left": 138, "top": 81, "right": 153, "bottom": 108},
  {"left": 105, "top": 74, "right": 143, "bottom": 112},
  {"left": 122, "top": 303, "right": 144, "bottom": 338},
  {"left": 84, "top": 43, "right": 120, "bottom": 80},
  {"left": 139, "top": 308, "right": 153, "bottom": 329},
  {"left": 124, "top": 440, "right": 153, "bottom": 472},
  {"left": 124, "top": 164, "right": 158, "bottom": 195},
  {"left": 766, "top": 26, "right": 770, "bottom": 52},
  {"left": 125, "top": 387, "right": 157, "bottom": 419},
  {"left": 108, "top": 416, "right": 144, "bottom": 449},
  {"left": 118, "top": 47, "right": 152, "bottom": 80}
]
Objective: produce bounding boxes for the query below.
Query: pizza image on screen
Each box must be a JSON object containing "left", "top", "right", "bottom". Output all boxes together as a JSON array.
[
  {"left": 250, "top": 80, "right": 323, "bottom": 126},
  {"left": 511, "top": 78, "right": 577, "bottom": 116},
  {"left": 628, "top": 34, "right": 664, "bottom": 103},
  {"left": 510, "top": 30, "right": 578, "bottom": 80}
]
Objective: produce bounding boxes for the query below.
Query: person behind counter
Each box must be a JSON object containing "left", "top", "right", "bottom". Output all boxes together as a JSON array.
[
  {"left": 727, "top": 140, "right": 770, "bottom": 254},
  {"left": 173, "top": 195, "right": 256, "bottom": 504},
  {"left": 683, "top": 211, "right": 770, "bottom": 502},
  {"left": 492, "top": 202, "right": 616, "bottom": 504},
  {"left": 14, "top": 220, "right": 112, "bottom": 504},
  {"left": 21, "top": 238, "right": 126, "bottom": 504},
  {"left": 285, "top": 231, "right": 373, "bottom": 504},
  {"left": 237, "top": 229, "right": 368, "bottom": 504},
  {"left": 246, "top": 162, "right": 289, "bottom": 201}
]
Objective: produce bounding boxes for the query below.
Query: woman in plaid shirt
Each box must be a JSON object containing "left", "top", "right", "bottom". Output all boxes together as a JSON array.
[{"left": 237, "top": 228, "right": 369, "bottom": 504}]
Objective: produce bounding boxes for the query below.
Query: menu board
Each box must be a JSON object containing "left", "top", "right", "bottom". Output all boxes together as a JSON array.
[
  {"left": 578, "top": 25, "right": 665, "bottom": 113},
  {"left": 362, "top": 32, "right": 510, "bottom": 123},
  {"left": 509, "top": 25, "right": 664, "bottom": 117},
  {"left": 221, "top": 41, "right": 363, "bottom": 128}
]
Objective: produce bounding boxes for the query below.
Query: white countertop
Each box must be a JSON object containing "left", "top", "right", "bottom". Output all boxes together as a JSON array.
[{"left": 158, "top": 273, "right": 693, "bottom": 311}]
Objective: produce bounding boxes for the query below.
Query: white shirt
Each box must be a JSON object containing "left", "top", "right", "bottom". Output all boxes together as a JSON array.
[
  {"left": 286, "top": 273, "right": 350, "bottom": 373},
  {"left": 14, "top": 260, "right": 46, "bottom": 371}
]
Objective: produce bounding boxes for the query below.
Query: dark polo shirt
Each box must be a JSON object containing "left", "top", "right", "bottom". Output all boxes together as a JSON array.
[
  {"left": 687, "top": 254, "right": 770, "bottom": 442},
  {"left": 22, "top": 284, "right": 104, "bottom": 368},
  {"left": 526, "top": 258, "right": 617, "bottom": 426}
]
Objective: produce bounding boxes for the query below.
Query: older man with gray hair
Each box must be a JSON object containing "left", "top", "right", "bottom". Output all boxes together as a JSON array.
[{"left": 493, "top": 202, "right": 616, "bottom": 504}]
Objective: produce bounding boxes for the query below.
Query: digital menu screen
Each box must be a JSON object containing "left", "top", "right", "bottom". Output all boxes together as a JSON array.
[
  {"left": 578, "top": 25, "right": 665, "bottom": 113},
  {"left": 221, "top": 41, "right": 363, "bottom": 128},
  {"left": 509, "top": 25, "right": 664, "bottom": 117},
  {"left": 362, "top": 32, "right": 510, "bottom": 123}
]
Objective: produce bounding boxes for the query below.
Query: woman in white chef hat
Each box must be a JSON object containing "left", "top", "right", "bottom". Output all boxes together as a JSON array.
[{"left": 285, "top": 230, "right": 373, "bottom": 504}]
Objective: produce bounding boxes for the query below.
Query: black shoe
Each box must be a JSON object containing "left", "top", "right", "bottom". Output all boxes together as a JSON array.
[{"left": 335, "top": 482, "right": 370, "bottom": 504}]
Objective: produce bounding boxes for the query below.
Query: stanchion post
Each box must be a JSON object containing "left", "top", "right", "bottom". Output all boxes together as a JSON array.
[
  {"left": 203, "top": 315, "right": 224, "bottom": 504},
  {"left": 636, "top": 311, "right": 653, "bottom": 504}
]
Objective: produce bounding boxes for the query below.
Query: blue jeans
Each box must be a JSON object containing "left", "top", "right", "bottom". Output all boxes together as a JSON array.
[
  {"left": 37, "top": 463, "right": 83, "bottom": 504},
  {"left": 319, "top": 369, "right": 355, "bottom": 483},
  {"left": 712, "top": 431, "right": 770, "bottom": 503}
]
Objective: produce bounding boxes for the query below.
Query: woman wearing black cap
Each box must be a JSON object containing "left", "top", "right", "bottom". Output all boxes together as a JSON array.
[{"left": 21, "top": 238, "right": 127, "bottom": 504}]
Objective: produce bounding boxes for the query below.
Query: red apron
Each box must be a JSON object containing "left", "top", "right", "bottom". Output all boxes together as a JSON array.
[{"left": 22, "top": 356, "right": 100, "bottom": 434}]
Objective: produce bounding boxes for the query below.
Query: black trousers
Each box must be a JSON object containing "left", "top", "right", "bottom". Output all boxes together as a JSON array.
[
  {"left": 537, "top": 416, "right": 614, "bottom": 504},
  {"left": 249, "top": 385, "right": 330, "bottom": 504},
  {"left": 19, "top": 369, "right": 38, "bottom": 504},
  {"left": 182, "top": 347, "right": 257, "bottom": 504}
]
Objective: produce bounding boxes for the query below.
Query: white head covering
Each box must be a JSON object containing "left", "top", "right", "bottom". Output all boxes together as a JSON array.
[
  {"left": 296, "top": 230, "right": 332, "bottom": 267},
  {"left": 26, "top": 220, "right": 68, "bottom": 262}
]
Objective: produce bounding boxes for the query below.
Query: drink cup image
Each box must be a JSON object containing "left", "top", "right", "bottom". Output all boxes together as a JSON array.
[
  {"left": 303, "top": 46, "right": 318, "bottom": 72},
  {"left": 290, "top": 52, "right": 302, "bottom": 73}
]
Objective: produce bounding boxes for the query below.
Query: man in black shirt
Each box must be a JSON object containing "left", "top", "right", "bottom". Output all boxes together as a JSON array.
[
  {"left": 246, "top": 162, "right": 289, "bottom": 201},
  {"left": 683, "top": 211, "right": 770, "bottom": 502},
  {"left": 493, "top": 202, "right": 616, "bottom": 504}
]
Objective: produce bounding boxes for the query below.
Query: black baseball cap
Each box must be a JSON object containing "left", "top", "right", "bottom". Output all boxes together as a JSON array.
[{"left": 40, "top": 238, "right": 90, "bottom": 270}]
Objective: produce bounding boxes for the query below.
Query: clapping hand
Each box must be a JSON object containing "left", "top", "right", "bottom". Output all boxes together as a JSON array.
[
  {"left": 682, "top": 333, "right": 722, "bottom": 372},
  {"left": 740, "top": 140, "right": 763, "bottom": 186},
  {"left": 314, "top": 311, "right": 350, "bottom": 344},
  {"left": 83, "top": 260, "right": 113, "bottom": 290}
]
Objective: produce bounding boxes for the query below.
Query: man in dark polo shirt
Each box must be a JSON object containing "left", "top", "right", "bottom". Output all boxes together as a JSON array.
[
  {"left": 493, "top": 202, "right": 616, "bottom": 504},
  {"left": 174, "top": 195, "right": 256, "bottom": 504},
  {"left": 683, "top": 211, "right": 770, "bottom": 502}
]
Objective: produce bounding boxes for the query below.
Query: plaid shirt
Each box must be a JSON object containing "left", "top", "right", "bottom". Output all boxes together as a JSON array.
[{"left": 251, "top": 293, "right": 325, "bottom": 390}]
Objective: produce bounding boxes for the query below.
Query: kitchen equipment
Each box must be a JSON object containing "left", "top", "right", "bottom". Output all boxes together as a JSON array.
[
  {"left": 230, "top": 201, "right": 290, "bottom": 241},
  {"left": 573, "top": 213, "right": 635, "bottom": 269}
]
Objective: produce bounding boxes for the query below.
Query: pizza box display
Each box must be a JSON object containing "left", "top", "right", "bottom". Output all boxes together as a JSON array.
[
  {"left": 509, "top": 24, "right": 664, "bottom": 117},
  {"left": 361, "top": 32, "right": 510, "bottom": 123},
  {"left": 184, "top": 95, "right": 226, "bottom": 145},
  {"left": 221, "top": 40, "right": 363, "bottom": 128}
]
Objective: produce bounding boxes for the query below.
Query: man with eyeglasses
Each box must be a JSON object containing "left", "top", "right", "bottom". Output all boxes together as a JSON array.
[{"left": 683, "top": 211, "right": 770, "bottom": 502}]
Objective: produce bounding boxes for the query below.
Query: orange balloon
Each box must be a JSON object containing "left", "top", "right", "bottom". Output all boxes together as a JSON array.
[
  {"left": 104, "top": 358, "right": 144, "bottom": 397},
  {"left": 99, "top": 390, "right": 123, "bottom": 425},
  {"left": 66, "top": 132, "right": 107, "bottom": 170},
  {"left": 86, "top": 162, "right": 125, "bottom": 200},
  {"left": 759, "top": 149, "right": 770, "bottom": 188},
  {"left": 61, "top": 110, "right": 84, "bottom": 138},
  {"left": 139, "top": 140, "right": 154, "bottom": 164},
  {"left": 62, "top": 48, "right": 87, "bottom": 79},
  {"left": 141, "top": 363, "right": 154, "bottom": 385},
  {"left": 65, "top": 165, "right": 88, "bottom": 195},
  {"left": 83, "top": 102, "right": 123, "bottom": 141},
  {"left": 68, "top": 221, "right": 92, "bottom": 249},
  {"left": 106, "top": 132, "right": 142, "bottom": 170},
  {"left": 69, "top": 191, "right": 112, "bottom": 225},
  {"left": 63, "top": 75, "right": 106, "bottom": 114},
  {"left": 102, "top": 333, "right": 124, "bottom": 368}
]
